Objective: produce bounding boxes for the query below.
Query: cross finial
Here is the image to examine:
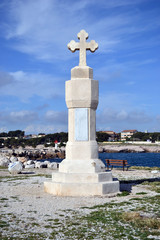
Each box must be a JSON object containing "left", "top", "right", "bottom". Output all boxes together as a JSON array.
[{"left": 68, "top": 30, "right": 98, "bottom": 66}]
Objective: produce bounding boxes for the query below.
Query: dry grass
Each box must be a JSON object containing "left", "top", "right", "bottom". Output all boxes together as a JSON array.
[{"left": 121, "top": 211, "right": 160, "bottom": 230}]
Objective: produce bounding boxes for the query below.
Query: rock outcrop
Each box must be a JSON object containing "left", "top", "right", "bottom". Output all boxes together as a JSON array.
[{"left": 98, "top": 144, "right": 160, "bottom": 153}]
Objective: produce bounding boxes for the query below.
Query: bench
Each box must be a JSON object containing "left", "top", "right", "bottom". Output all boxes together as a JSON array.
[{"left": 105, "top": 159, "right": 130, "bottom": 171}]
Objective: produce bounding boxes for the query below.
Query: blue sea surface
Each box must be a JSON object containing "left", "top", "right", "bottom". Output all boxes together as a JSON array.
[
  {"left": 99, "top": 152, "right": 160, "bottom": 168},
  {"left": 45, "top": 152, "right": 160, "bottom": 168}
]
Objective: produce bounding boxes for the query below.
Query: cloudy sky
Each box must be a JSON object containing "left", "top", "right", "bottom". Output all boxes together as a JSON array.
[{"left": 0, "top": 0, "right": 160, "bottom": 134}]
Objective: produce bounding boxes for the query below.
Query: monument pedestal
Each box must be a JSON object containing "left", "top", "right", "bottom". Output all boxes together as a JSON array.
[
  {"left": 44, "top": 172, "right": 119, "bottom": 196},
  {"left": 44, "top": 30, "right": 119, "bottom": 196}
]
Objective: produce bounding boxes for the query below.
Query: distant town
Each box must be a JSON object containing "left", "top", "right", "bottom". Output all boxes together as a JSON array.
[{"left": 0, "top": 129, "right": 160, "bottom": 148}]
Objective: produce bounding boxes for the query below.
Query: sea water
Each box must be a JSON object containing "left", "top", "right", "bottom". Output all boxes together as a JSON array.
[
  {"left": 99, "top": 152, "right": 160, "bottom": 168},
  {"left": 46, "top": 152, "right": 160, "bottom": 168}
]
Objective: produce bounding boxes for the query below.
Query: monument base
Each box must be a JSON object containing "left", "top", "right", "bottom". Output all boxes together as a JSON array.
[{"left": 44, "top": 172, "right": 119, "bottom": 196}]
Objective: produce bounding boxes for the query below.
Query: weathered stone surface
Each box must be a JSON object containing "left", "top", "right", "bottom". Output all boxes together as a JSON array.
[
  {"left": 35, "top": 162, "right": 47, "bottom": 168},
  {"left": 0, "top": 155, "right": 10, "bottom": 167},
  {"left": 44, "top": 160, "right": 50, "bottom": 166},
  {"left": 18, "top": 157, "right": 28, "bottom": 163},
  {"left": 40, "top": 163, "right": 47, "bottom": 168},
  {"left": 71, "top": 66, "right": 93, "bottom": 79},
  {"left": 67, "top": 29, "right": 98, "bottom": 66},
  {"left": 10, "top": 156, "right": 18, "bottom": 162},
  {"left": 44, "top": 180, "right": 119, "bottom": 196},
  {"left": 65, "top": 78, "right": 98, "bottom": 109},
  {"left": 44, "top": 30, "right": 119, "bottom": 196},
  {"left": 27, "top": 160, "right": 34, "bottom": 165},
  {"left": 48, "top": 162, "right": 59, "bottom": 169},
  {"left": 8, "top": 161, "right": 23, "bottom": 174},
  {"left": 25, "top": 164, "right": 35, "bottom": 169}
]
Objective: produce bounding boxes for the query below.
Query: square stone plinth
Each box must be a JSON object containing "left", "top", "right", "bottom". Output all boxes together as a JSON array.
[{"left": 44, "top": 172, "right": 119, "bottom": 196}]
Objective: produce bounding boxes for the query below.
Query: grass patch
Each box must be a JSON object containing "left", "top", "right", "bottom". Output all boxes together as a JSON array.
[
  {"left": 130, "top": 166, "right": 160, "bottom": 171},
  {"left": 31, "top": 222, "right": 40, "bottom": 227},
  {"left": 33, "top": 174, "right": 51, "bottom": 178},
  {"left": 0, "top": 220, "right": 10, "bottom": 228},
  {"left": 141, "top": 181, "right": 160, "bottom": 193},
  {"left": 10, "top": 196, "right": 19, "bottom": 200},
  {"left": 27, "top": 210, "right": 37, "bottom": 214},
  {"left": 136, "top": 192, "right": 147, "bottom": 195},
  {"left": 0, "top": 166, "right": 7, "bottom": 170},
  {"left": 117, "top": 191, "right": 130, "bottom": 197},
  {"left": 0, "top": 198, "right": 8, "bottom": 201}
]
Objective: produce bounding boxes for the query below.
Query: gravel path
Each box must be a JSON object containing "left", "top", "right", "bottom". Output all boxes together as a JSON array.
[{"left": 1, "top": 168, "right": 160, "bottom": 239}]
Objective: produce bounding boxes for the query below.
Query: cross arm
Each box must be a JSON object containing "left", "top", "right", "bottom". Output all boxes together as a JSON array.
[
  {"left": 86, "top": 40, "right": 98, "bottom": 52},
  {"left": 68, "top": 40, "right": 80, "bottom": 53}
]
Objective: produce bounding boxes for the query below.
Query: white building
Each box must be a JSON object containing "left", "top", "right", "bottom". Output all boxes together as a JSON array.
[{"left": 121, "top": 130, "right": 137, "bottom": 141}]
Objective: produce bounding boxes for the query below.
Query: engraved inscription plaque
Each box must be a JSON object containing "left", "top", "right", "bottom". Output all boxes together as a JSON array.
[{"left": 75, "top": 108, "right": 88, "bottom": 141}]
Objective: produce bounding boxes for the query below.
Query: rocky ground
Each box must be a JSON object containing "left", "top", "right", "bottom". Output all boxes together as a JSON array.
[{"left": 0, "top": 168, "right": 160, "bottom": 239}]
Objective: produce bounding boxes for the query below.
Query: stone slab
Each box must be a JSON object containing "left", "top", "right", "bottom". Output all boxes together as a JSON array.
[
  {"left": 65, "top": 140, "right": 99, "bottom": 161},
  {"left": 75, "top": 108, "right": 88, "bottom": 141},
  {"left": 52, "top": 172, "right": 113, "bottom": 183},
  {"left": 65, "top": 78, "right": 98, "bottom": 109},
  {"left": 44, "top": 180, "right": 119, "bottom": 196},
  {"left": 71, "top": 66, "right": 93, "bottom": 79},
  {"left": 59, "top": 158, "right": 105, "bottom": 173}
]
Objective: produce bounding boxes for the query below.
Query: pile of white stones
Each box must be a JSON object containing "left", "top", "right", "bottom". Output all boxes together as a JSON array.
[{"left": 0, "top": 154, "right": 59, "bottom": 174}]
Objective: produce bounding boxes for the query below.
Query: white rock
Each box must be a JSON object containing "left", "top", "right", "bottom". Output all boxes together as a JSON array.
[
  {"left": 25, "top": 164, "right": 35, "bottom": 169},
  {"left": 151, "top": 170, "right": 159, "bottom": 174},
  {"left": 35, "top": 162, "right": 42, "bottom": 168},
  {"left": 39, "top": 163, "right": 47, "bottom": 168},
  {"left": 44, "top": 160, "right": 50, "bottom": 165},
  {"left": 48, "top": 162, "right": 59, "bottom": 169},
  {"left": 0, "top": 156, "right": 10, "bottom": 167},
  {"left": 35, "top": 161, "right": 47, "bottom": 168},
  {"left": 8, "top": 161, "right": 23, "bottom": 174},
  {"left": 10, "top": 156, "right": 18, "bottom": 162},
  {"left": 27, "top": 160, "right": 34, "bottom": 165}
]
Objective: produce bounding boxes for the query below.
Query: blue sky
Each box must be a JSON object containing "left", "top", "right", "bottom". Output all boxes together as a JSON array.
[{"left": 0, "top": 0, "right": 160, "bottom": 134}]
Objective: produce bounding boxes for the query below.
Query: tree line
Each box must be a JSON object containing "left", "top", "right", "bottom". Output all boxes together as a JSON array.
[
  {"left": 0, "top": 130, "right": 160, "bottom": 148},
  {"left": 0, "top": 131, "right": 68, "bottom": 148},
  {"left": 0, "top": 130, "right": 25, "bottom": 138},
  {"left": 131, "top": 132, "right": 160, "bottom": 142},
  {"left": 0, "top": 130, "right": 110, "bottom": 148}
]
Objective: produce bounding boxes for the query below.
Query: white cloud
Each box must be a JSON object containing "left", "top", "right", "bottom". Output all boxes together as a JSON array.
[
  {"left": 0, "top": 70, "right": 64, "bottom": 102},
  {"left": 0, "top": 110, "right": 38, "bottom": 124},
  {"left": 100, "top": 0, "right": 146, "bottom": 8},
  {"left": 24, "top": 123, "right": 67, "bottom": 134},
  {"left": 116, "top": 110, "right": 128, "bottom": 120},
  {"left": 99, "top": 92, "right": 133, "bottom": 111},
  {"left": 97, "top": 108, "right": 151, "bottom": 126},
  {"left": 9, "top": 111, "right": 38, "bottom": 123},
  {"left": 0, "top": 71, "right": 15, "bottom": 87},
  {"left": 45, "top": 110, "right": 67, "bottom": 124},
  {"left": 3, "top": 0, "right": 158, "bottom": 63},
  {"left": 126, "top": 81, "right": 135, "bottom": 85},
  {"left": 0, "top": 127, "right": 8, "bottom": 132},
  {"left": 156, "top": 115, "right": 160, "bottom": 123}
]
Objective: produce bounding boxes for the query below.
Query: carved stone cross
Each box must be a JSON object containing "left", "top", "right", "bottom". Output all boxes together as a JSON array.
[{"left": 68, "top": 29, "right": 98, "bottom": 66}]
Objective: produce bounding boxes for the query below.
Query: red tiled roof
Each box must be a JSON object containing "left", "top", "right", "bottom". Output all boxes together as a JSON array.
[{"left": 122, "top": 130, "right": 137, "bottom": 133}]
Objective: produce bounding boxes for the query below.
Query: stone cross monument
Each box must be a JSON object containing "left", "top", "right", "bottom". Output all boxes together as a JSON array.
[
  {"left": 68, "top": 29, "right": 98, "bottom": 66},
  {"left": 44, "top": 30, "right": 119, "bottom": 196}
]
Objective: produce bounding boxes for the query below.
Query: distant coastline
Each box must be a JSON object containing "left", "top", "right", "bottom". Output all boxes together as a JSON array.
[
  {"left": 99, "top": 143, "right": 160, "bottom": 153},
  {"left": 1, "top": 143, "right": 160, "bottom": 160}
]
